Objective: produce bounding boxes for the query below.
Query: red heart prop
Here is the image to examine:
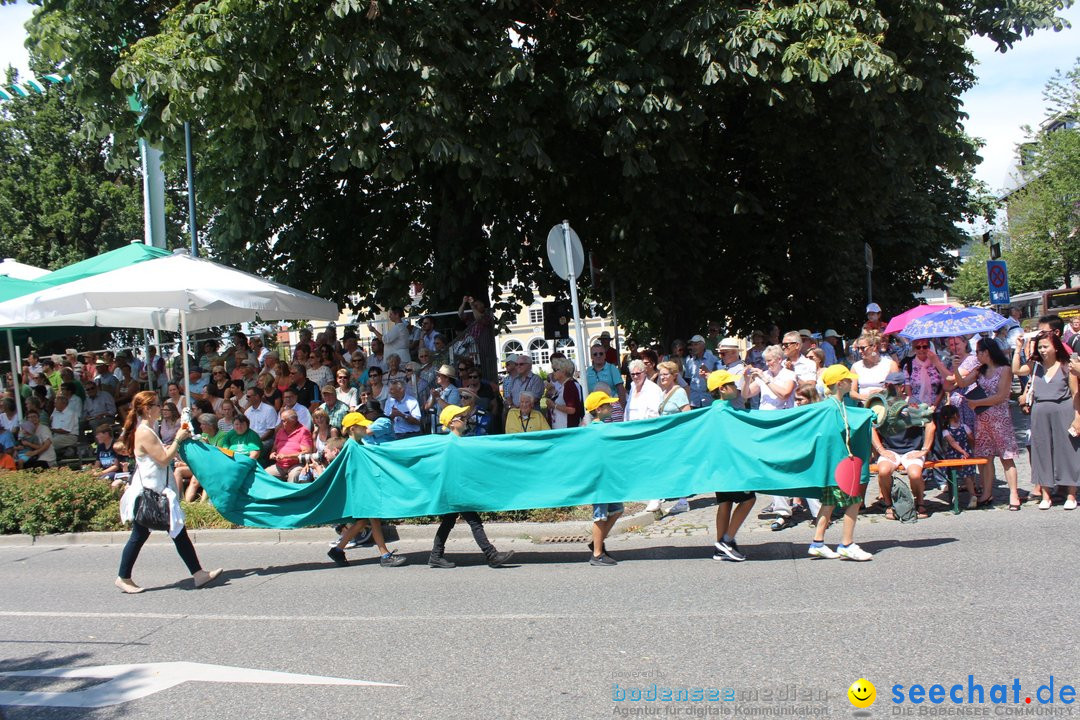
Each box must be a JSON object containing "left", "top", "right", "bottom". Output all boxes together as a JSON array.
[{"left": 834, "top": 456, "right": 864, "bottom": 497}]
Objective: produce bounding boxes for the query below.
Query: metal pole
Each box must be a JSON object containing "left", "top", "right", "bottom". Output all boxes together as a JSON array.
[
  {"left": 6, "top": 330, "right": 22, "bottom": 422},
  {"left": 866, "top": 268, "right": 872, "bottom": 306},
  {"left": 184, "top": 122, "right": 198, "bottom": 257},
  {"left": 609, "top": 278, "right": 620, "bottom": 356},
  {"left": 562, "top": 220, "right": 590, "bottom": 397},
  {"left": 180, "top": 311, "right": 192, "bottom": 405}
]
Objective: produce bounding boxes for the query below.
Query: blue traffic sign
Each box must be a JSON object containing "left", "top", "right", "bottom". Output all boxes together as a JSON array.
[{"left": 986, "top": 260, "right": 1009, "bottom": 305}]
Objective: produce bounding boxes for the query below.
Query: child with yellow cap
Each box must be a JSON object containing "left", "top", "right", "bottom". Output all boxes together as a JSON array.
[
  {"left": 427, "top": 405, "right": 515, "bottom": 569},
  {"left": 706, "top": 370, "right": 755, "bottom": 562},
  {"left": 583, "top": 391, "right": 623, "bottom": 566}
]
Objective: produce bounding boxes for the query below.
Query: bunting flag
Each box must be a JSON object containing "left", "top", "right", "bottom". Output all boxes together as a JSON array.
[
  {"left": 179, "top": 400, "right": 873, "bottom": 529},
  {"left": 0, "top": 73, "right": 72, "bottom": 103}
]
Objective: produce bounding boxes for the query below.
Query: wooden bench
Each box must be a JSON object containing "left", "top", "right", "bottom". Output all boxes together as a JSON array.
[{"left": 869, "top": 458, "right": 989, "bottom": 515}]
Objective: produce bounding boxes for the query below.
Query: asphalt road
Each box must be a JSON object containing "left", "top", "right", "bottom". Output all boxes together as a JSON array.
[{"left": 2, "top": 475, "right": 1078, "bottom": 720}]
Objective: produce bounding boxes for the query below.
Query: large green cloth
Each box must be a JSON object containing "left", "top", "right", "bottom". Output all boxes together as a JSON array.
[{"left": 180, "top": 400, "right": 872, "bottom": 529}]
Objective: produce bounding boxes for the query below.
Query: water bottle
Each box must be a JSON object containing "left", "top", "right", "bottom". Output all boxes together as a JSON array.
[{"left": 180, "top": 407, "right": 192, "bottom": 432}]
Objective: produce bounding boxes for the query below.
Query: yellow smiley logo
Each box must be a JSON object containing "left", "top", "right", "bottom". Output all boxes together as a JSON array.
[{"left": 848, "top": 678, "right": 876, "bottom": 708}]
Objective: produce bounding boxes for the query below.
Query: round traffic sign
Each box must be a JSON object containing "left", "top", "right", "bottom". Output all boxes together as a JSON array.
[
  {"left": 989, "top": 265, "right": 1006, "bottom": 288},
  {"left": 546, "top": 223, "right": 585, "bottom": 281}
]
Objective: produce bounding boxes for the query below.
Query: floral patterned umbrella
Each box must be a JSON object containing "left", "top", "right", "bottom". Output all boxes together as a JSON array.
[
  {"left": 883, "top": 303, "right": 958, "bottom": 335},
  {"left": 898, "top": 306, "right": 1008, "bottom": 340}
]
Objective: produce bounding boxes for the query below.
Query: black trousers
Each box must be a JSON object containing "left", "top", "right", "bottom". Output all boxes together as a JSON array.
[
  {"left": 431, "top": 512, "right": 495, "bottom": 558},
  {"left": 118, "top": 521, "right": 202, "bottom": 579}
]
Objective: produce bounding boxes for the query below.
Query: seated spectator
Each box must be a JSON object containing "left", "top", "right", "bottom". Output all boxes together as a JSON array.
[
  {"left": 17, "top": 410, "right": 55, "bottom": 469},
  {"left": 159, "top": 402, "right": 181, "bottom": 445},
  {"left": 113, "top": 363, "right": 140, "bottom": 416},
  {"left": 289, "top": 364, "right": 321, "bottom": 409},
  {"left": 83, "top": 381, "right": 117, "bottom": 428},
  {"left": 311, "top": 408, "right": 336, "bottom": 453},
  {"left": 366, "top": 366, "right": 390, "bottom": 404},
  {"left": 217, "top": 399, "right": 240, "bottom": 433},
  {"left": 874, "top": 372, "right": 935, "bottom": 520},
  {"left": 267, "top": 409, "right": 313, "bottom": 482},
  {"left": 0, "top": 398, "right": 19, "bottom": 438},
  {"left": 166, "top": 382, "right": 188, "bottom": 414},
  {"left": 385, "top": 352, "right": 407, "bottom": 385},
  {"left": 92, "top": 424, "right": 127, "bottom": 484},
  {"left": 334, "top": 370, "right": 359, "bottom": 410},
  {"left": 217, "top": 414, "right": 262, "bottom": 459},
  {"left": 319, "top": 383, "right": 349, "bottom": 432},
  {"left": 850, "top": 331, "right": 900, "bottom": 403},
  {"left": 505, "top": 391, "right": 550, "bottom": 434},
  {"left": 50, "top": 391, "right": 81, "bottom": 457},
  {"left": 280, "top": 387, "right": 313, "bottom": 431},
  {"left": 425, "top": 365, "right": 461, "bottom": 418},
  {"left": 384, "top": 379, "right": 423, "bottom": 440}
]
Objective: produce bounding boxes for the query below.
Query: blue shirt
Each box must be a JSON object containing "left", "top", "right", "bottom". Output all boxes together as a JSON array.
[
  {"left": 362, "top": 417, "right": 396, "bottom": 445},
  {"left": 683, "top": 351, "right": 720, "bottom": 408},
  {"left": 586, "top": 363, "right": 623, "bottom": 394}
]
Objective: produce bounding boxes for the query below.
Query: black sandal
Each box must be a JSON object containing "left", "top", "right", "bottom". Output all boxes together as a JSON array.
[{"left": 770, "top": 516, "right": 793, "bottom": 531}]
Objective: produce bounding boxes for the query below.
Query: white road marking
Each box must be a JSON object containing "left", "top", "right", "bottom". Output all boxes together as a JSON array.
[
  {"left": 0, "top": 610, "right": 725, "bottom": 622},
  {"left": 0, "top": 661, "right": 400, "bottom": 708}
]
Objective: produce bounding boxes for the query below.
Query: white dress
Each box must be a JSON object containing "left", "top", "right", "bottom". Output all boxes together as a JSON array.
[{"left": 119, "top": 425, "right": 185, "bottom": 538}]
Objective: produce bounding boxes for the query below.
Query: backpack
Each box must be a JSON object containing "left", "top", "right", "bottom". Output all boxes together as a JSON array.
[{"left": 891, "top": 477, "right": 918, "bottom": 523}]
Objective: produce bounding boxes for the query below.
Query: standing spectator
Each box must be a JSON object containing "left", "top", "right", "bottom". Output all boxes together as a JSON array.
[
  {"left": 951, "top": 338, "right": 1020, "bottom": 509},
  {"left": 1013, "top": 332, "right": 1079, "bottom": 509},
  {"left": 418, "top": 316, "right": 440, "bottom": 354},
  {"left": 369, "top": 307, "right": 413, "bottom": 369},
  {"left": 425, "top": 365, "right": 461, "bottom": 420},
  {"left": 458, "top": 295, "right": 498, "bottom": 383},
  {"left": 742, "top": 345, "right": 799, "bottom": 529},
  {"left": 863, "top": 303, "right": 885, "bottom": 334},
  {"left": 266, "top": 409, "right": 313, "bottom": 482},
  {"left": 745, "top": 331, "right": 768, "bottom": 371},
  {"left": 652, "top": 360, "right": 693, "bottom": 514},
  {"left": 682, "top": 335, "right": 719, "bottom": 408},
  {"left": 850, "top": 331, "right": 900, "bottom": 403},
  {"left": 587, "top": 343, "right": 626, "bottom": 406},
  {"left": 598, "top": 331, "right": 619, "bottom": 365},
  {"left": 508, "top": 355, "right": 544, "bottom": 411},
  {"left": 625, "top": 359, "right": 664, "bottom": 423},
  {"left": 943, "top": 335, "right": 980, "bottom": 438},
  {"left": 547, "top": 357, "right": 583, "bottom": 430},
  {"left": 668, "top": 339, "right": 687, "bottom": 375},
  {"left": 821, "top": 330, "right": 841, "bottom": 366},
  {"left": 716, "top": 339, "right": 747, "bottom": 410},
  {"left": 781, "top": 331, "right": 817, "bottom": 386}
]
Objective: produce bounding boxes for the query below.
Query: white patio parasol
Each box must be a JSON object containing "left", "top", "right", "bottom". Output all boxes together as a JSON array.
[{"left": 0, "top": 250, "right": 339, "bottom": 398}]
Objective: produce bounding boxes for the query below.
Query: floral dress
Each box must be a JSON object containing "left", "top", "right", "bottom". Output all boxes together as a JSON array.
[
  {"left": 973, "top": 366, "right": 1018, "bottom": 460},
  {"left": 947, "top": 354, "right": 980, "bottom": 431},
  {"left": 942, "top": 423, "right": 976, "bottom": 478}
]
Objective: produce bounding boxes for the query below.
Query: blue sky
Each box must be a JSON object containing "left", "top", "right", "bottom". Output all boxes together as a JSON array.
[{"left": 1, "top": 0, "right": 1077, "bottom": 194}]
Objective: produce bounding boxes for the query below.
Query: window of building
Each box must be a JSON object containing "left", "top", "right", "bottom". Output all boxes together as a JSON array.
[
  {"left": 554, "top": 338, "right": 576, "bottom": 364},
  {"left": 502, "top": 340, "right": 524, "bottom": 360},
  {"left": 529, "top": 307, "right": 544, "bottom": 324},
  {"left": 528, "top": 337, "right": 551, "bottom": 366}
]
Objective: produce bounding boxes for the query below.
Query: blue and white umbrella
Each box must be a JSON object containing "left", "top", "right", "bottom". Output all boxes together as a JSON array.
[{"left": 898, "top": 306, "right": 1008, "bottom": 340}]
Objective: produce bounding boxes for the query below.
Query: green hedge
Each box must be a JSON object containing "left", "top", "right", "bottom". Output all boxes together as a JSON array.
[{"left": 0, "top": 469, "right": 236, "bottom": 535}]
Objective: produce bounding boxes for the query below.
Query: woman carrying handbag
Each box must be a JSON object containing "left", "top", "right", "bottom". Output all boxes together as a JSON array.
[{"left": 115, "top": 391, "right": 223, "bottom": 594}]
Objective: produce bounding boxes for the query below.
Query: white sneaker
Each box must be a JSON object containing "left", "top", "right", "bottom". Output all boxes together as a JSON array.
[
  {"left": 644, "top": 500, "right": 662, "bottom": 513},
  {"left": 808, "top": 544, "right": 840, "bottom": 559},
  {"left": 1065, "top": 498, "right": 1077, "bottom": 511},
  {"left": 667, "top": 499, "right": 690, "bottom": 515},
  {"left": 1039, "top": 499, "right": 1052, "bottom": 510},
  {"left": 837, "top": 543, "right": 872, "bottom": 561}
]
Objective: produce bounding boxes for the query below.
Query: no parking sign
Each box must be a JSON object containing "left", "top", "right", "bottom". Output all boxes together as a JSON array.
[{"left": 986, "top": 260, "right": 1010, "bottom": 305}]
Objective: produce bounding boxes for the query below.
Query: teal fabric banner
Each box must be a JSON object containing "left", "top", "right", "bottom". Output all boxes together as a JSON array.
[{"left": 180, "top": 401, "right": 872, "bottom": 529}]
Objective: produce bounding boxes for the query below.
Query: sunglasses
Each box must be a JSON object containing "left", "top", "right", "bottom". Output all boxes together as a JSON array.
[
  {"left": 913, "top": 344, "right": 930, "bottom": 350},
  {"left": 591, "top": 352, "right": 605, "bottom": 357},
  {"left": 630, "top": 371, "right": 644, "bottom": 377},
  {"left": 781, "top": 342, "right": 799, "bottom": 347}
]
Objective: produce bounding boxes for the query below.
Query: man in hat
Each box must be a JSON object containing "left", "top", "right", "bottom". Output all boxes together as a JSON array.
[
  {"left": 873, "top": 371, "right": 935, "bottom": 520},
  {"left": 706, "top": 371, "right": 754, "bottom": 562},
  {"left": 425, "top": 364, "right": 461, "bottom": 420},
  {"left": 716, "top": 339, "right": 746, "bottom": 409},
  {"left": 598, "top": 331, "right": 619, "bottom": 365},
  {"left": 798, "top": 329, "right": 816, "bottom": 356},
  {"left": 683, "top": 334, "right": 719, "bottom": 408},
  {"left": 427, "top": 405, "right": 515, "bottom": 569},
  {"left": 821, "top": 330, "right": 841, "bottom": 365}
]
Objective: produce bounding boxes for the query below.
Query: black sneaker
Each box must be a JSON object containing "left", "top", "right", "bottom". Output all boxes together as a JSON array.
[
  {"left": 712, "top": 540, "right": 746, "bottom": 562},
  {"left": 327, "top": 547, "right": 349, "bottom": 567},
  {"left": 487, "top": 550, "right": 514, "bottom": 568},
  {"left": 428, "top": 555, "right": 455, "bottom": 569},
  {"left": 589, "top": 553, "right": 618, "bottom": 566},
  {"left": 379, "top": 551, "right": 407, "bottom": 568}
]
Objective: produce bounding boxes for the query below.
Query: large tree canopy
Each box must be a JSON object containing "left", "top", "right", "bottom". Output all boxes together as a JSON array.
[{"left": 24, "top": 0, "right": 1068, "bottom": 340}]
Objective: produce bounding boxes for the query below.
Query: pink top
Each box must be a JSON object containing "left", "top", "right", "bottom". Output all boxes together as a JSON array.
[{"left": 272, "top": 424, "right": 313, "bottom": 469}]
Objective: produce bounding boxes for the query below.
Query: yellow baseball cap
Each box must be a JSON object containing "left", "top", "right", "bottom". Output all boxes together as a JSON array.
[
  {"left": 584, "top": 391, "right": 617, "bottom": 413},
  {"left": 821, "top": 364, "right": 858, "bottom": 387},
  {"left": 439, "top": 404, "right": 469, "bottom": 428},
  {"left": 342, "top": 412, "right": 370, "bottom": 430},
  {"left": 706, "top": 369, "right": 736, "bottom": 391}
]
